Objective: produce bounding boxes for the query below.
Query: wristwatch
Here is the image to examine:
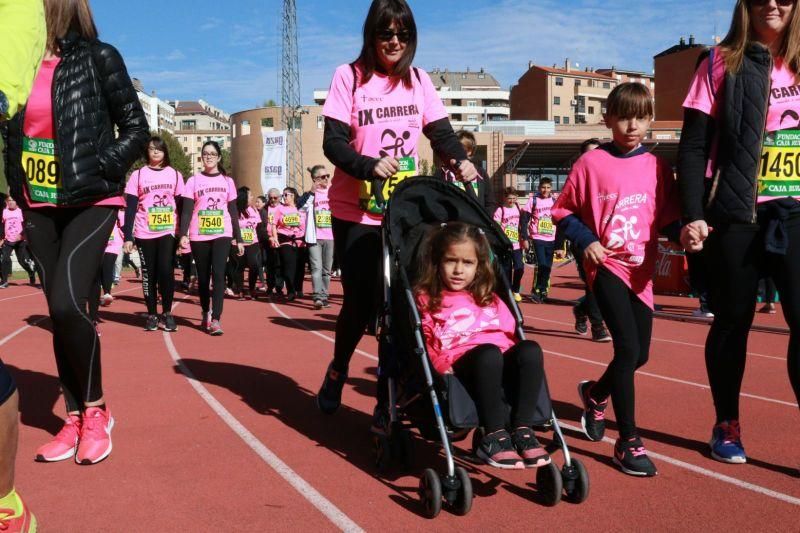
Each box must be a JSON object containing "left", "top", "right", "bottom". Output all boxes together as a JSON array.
[{"left": 0, "top": 90, "right": 9, "bottom": 121}]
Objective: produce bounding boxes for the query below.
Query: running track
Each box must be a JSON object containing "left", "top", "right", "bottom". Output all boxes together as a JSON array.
[{"left": 2, "top": 265, "right": 798, "bottom": 531}]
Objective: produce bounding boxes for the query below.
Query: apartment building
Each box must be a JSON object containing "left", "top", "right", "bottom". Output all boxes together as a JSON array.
[
  {"left": 132, "top": 78, "right": 175, "bottom": 134},
  {"left": 510, "top": 59, "right": 617, "bottom": 125},
  {"left": 595, "top": 67, "right": 655, "bottom": 95},
  {"left": 169, "top": 100, "right": 232, "bottom": 172}
]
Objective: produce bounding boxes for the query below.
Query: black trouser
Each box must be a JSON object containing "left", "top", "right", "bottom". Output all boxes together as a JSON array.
[
  {"left": 179, "top": 252, "right": 194, "bottom": 285},
  {"left": 277, "top": 244, "right": 299, "bottom": 296},
  {"left": 0, "top": 240, "right": 36, "bottom": 283},
  {"left": 121, "top": 252, "right": 139, "bottom": 271},
  {"left": 191, "top": 238, "right": 230, "bottom": 321},
  {"left": 507, "top": 249, "right": 524, "bottom": 293},
  {"left": 763, "top": 277, "right": 777, "bottom": 304},
  {"left": 295, "top": 247, "right": 307, "bottom": 294},
  {"left": 532, "top": 239, "right": 555, "bottom": 294},
  {"left": 572, "top": 244, "right": 604, "bottom": 327},
  {"left": 234, "top": 244, "right": 261, "bottom": 294},
  {"left": 88, "top": 252, "right": 118, "bottom": 323},
  {"left": 704, "top": 219, "right": 800, "bottom": 422},
  {"left": 590, "top": 267, "right": 653, "bottom": 440},
  {"left": 687, "top": 250, "right": 712, "bottom": 310},
  {"left": 24, "top": 207, "right": 116, "bottom": 412},
  {"left": 452, "top": 341, "right": 545, "bottom": 433},
  {"left": 136, "top": 235, "right": 176, "bottom": 316},
  {"left": 265, "top": 245, "right": 284, "bottom": 292},
  {"left": 331, "top": 217, "right": 381, "bottom": 373}
]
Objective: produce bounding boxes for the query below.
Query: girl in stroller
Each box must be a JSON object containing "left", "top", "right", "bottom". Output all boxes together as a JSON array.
[{"left": 415, "top": 221, "right": 550, "bottom": 470}]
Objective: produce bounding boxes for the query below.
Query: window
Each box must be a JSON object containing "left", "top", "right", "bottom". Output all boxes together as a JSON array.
[
  {"left": 467, "top": 115, "right": 478, "bottom": 122},
  {"left": 555, "top": 77, "right": 563, "bottom": 86},
  {"left": 183, "top": 147, "right": 188, "bottom": 153},
  {"left": 588, "top": 106, "right": 595, "bottom": 114},
  {"left": 467, "top": 100, "right": 477, "bottom": 107},
  {"left": 575, "top": 79, "right": 581, "bottom": 86},
  {"left": 241, "top": 120, "right": 250, "bottom": 135},
  {"left": 563, "top": 116, "right": 570, "bottom": 124},
  {"left": 553, "top": 96, "right": 561, "bottom": 105},
  {"left": 317, "top": 115, "right": 324, "bottom": 129},
  {"left": 554, "top": 116, "right": 560, "bottom": 124},
  {"left": 261, "top": 118, "right": 274, "bottom": 128},
  {"left": 196, "top": 136, "right": 201, "bottom": 142},
  {"left": 478, "top": 73, "right": 485, "bottom": 79},
  {"left": 603, "top": 82, "right": 611, "bottom": 89}
]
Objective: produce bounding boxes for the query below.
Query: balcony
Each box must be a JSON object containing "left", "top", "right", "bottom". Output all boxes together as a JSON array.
[{"left": 574, "top": 85, "right": 611, "bottom": 99}]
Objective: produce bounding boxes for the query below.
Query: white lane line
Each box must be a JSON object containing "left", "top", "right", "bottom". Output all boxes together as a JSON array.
[
  {"left": 524, "top": 314, "right": 785, "bottom": 362},
  {"left": 166, "top": 300, "right": 364, "bottom": 533},
  {"left": 0, "top": 290, "right": 42, "bottom": 303},
  {"left": 271, "top": 303, "right": 800, "bottom": 507}
]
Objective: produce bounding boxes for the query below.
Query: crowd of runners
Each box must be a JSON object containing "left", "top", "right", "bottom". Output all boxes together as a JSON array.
[{"left": 2, "top": 0, "right": 800, "bottom": 530}]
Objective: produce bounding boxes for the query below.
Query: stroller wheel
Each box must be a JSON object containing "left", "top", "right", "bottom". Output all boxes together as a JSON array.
[
  {"left": 448, "top": 466, "right": 473, "bottom": 516},
  {"left": 562, "top": 458, "right": 590, "bottom": 504},
  {"left": 419, "top": 468, "right": 442, "bottom": 519},
  {"left": 373, "top": 434, "right": 391, "bottom": 471},
  {"left": 535, "top": 461, "right": 563, "bottom": 507}
]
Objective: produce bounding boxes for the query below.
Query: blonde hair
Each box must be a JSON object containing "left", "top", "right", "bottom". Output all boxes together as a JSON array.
[
  {"left": 44, "top": 0, "right": 98, "bottom": 53},
  {"left": 719, "top": 0, "right": 800, "bottom": 78}
]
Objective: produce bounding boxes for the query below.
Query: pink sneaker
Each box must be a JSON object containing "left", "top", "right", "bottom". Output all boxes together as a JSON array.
[
  {"left": 35, "top": 414, "right": 81, "bottom": 462},
  {"left": 75, "top": 407, "right": 114, "bottom": 465},
  {"left": 208, "top": 320, "right": 223, "bottom": 336},
  {"left": 200, "top": 312, "right": 211, "bottom": 331}
]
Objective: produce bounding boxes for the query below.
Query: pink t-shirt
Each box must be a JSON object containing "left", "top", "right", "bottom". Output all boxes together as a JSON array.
[
  {"left": 418, "top": 291, "right": 517, "bottom": 374},
  {"left": 125, "top": 166, "right": 184, "bottom": 240},
  {"left": 322, "top": 63, "right": 448, "bottom": 225},
  {"left": 313, "top": 187, "right": 334, "bottom": 241},
  {"left": 683, "top": 47, "right": 800, "bottom": 202},
  {"left": 523, "top": 195, "right": 556, "bottom": 242},
  {"left": 22, "top": 57, "right": 123, "bottom": 210},
  {"left": 239, "top": 206, "right": 262, "bottom": 246},
  {"left": 182, "top": 173, "right": 237, "bottom": 242},
  {"left": 552, "top": 147, "right": 679, "bottom": 310},
  {"left": 493, "top": 205, "right": 522, "bottom": 250},
  {"left": 274, "top": 203, "right": 306, "bottom": 243},
  {"left": 2, "top": 208, "right": 24, "bottom": 243},
  {"left": 105, "top": 211, "right": 125, "bottom": 255}
]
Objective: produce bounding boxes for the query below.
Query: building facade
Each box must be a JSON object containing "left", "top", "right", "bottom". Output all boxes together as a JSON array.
[
  {"left": 169, "top": 100, "right": 232, "bottom": 172},
  {"left": 654, "top": 36, "right": 708, "bottom": 122},
  {"left": 133, "top": 78, "right": 176, "bottom": 134}
]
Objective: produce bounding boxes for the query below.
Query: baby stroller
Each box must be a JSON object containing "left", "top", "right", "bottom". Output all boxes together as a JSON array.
[{"left": 375, "top": 177, "right": 589, "bottom": 518}]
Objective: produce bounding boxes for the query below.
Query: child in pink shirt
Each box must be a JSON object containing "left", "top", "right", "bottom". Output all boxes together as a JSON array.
[
  {"left": 493, "top": 188, "right": 527, "bottom": 302},
  {"left": 415, "top": 222, "right": 549, "bottom": 470},
  {"left": 552, "top": 83, "right": 678, "bottom": 477},
  {"left": 0, "top": 197, "right": 37, "bottom": 287},
  {"left": 522, "top": 177, "right": 559, "bottom": 302}
]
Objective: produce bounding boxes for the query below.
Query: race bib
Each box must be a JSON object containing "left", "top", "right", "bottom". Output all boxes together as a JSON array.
[
  {"left": 240, "top": 227, "right": 255, "bottom": 244},
  {"left": 453, "top": 180, "right": 479, "bottom": 195},
  {"left": 537, "top": 216, "right": 554, "bottom": 236},
  {"left": 759, "top": 129, "right": 800, "bottom": 197},
  {"left": 359, "top": 156, "right": 416, "bottom": 214},
  {"left": 22, "top": 136, "right": 63, "bottom": 205},
  {"left": 147, "top": 206, "right": 174, "bottom": 232},
  {"left": 315, "top": 210, "right": 332, "bottom": 228},
  {"left": 108, "top": 233, "right": 115, "bottom": 242},
  {"left": 504, "top": 225, "right": 519, "bottom": 243},
  {"left": 198, "top": 209, "right": 224, "bottom": 235},
  {"left": 282, "top": 213, "right": 301, "bottom": 227}
]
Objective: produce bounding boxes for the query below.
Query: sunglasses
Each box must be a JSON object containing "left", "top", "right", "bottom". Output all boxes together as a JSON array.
[
  {"left": 268, "top": 196, "right": 279, "bottom": 200},
  {"left": 282, "top": 192, "right": 294, "bottom": 197},
  {"left": 376, "top": 29, "right": 412, "bottom": 43},
  {"left": 313, "top": 174, "right": 330, "bottom": 180},
  {"left": 749, "top": 0, "right": 795, "bottom": 6}
]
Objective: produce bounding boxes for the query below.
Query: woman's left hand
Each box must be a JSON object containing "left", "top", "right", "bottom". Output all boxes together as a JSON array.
[
  {"left": 451, "top": 159, "right": 478, "bottom": 183},
  {"left": 237, "top": 243, "right": 245, "bottom": 256}
]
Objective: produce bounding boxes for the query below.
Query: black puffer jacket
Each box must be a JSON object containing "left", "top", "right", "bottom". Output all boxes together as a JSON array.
[{"left": 3, "top": 32, "right": 148, "bottom": 207}]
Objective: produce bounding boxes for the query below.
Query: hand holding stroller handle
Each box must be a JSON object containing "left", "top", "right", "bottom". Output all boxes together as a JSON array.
[{"left": 372, "top": 177, "right": 387, "bottom": 209}]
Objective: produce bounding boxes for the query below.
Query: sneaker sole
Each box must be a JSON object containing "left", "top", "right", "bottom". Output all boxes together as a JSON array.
[
  {"left": 35, "top": 446, "right": 76, "bottom": 463},
  {"left": 709, "top": 440, "right": 747, "bottom": 464},
  {"left": 76, "top": 417, "right": 115, "bottom": 465},
  {"left": 522, "top": 456, "right": 551, "bottom": 468},
  {"left": 209, "top": 330, "right": 224, "bottom": 336},
  {"left": 316, "top": 394, "right": 340, "bottom": 415},
  {"left": 577, "top": 381, "right": 604, "bottom": 442},
  {"left": 476, "top": 448, "right": 524, "bottom": 470},
  {"left": 612, "top": 455, "right": 657, "bottom": 477}
]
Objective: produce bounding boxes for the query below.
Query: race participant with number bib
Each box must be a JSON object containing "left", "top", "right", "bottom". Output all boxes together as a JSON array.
[
  {"left": 494, "top": 188, "right": 527, "bottom": 303},
  {"left": 123, "top": 136, "right": 184, "bottom": 332},
  {"left": 316, "top": 0, "right": 477, "bottom": 420},
  {"left": 438, "top": 130, "right": 496, "bottom": 215},
  {"left": 3, "top": 0, "right": 148, "bottom": 467},
  {"left": 0, "top": 197, "right": 38, "bottom": 288},
  {"left": 264, "top": 188, "right": 285, "bottom": 297},
  {"left": 270, "top": 187, "right": 306, "bottom": 301},
  {"left": 303, "top": 165, "right": 335, "bottom": 309},
  {"left": 234, "top": 186, "right": 266, "bottom": 300},
  {"left": 179, "top": 141, "right": 243, "bottom": 336},
  {"left": 679, "top": 0, "right": 800, "bottom": 465},
  {"left": 89, "top": 209, "right": 125, "bottom": 327},
  {"left": 523, "top": 177, "right": 559, "bottom": 303}
]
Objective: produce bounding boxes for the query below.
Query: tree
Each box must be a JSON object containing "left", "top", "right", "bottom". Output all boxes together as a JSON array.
[
  {"left": 221, "top": 148, "right": 232, "bottom": 176},
  {"left": 129, "top": 130, "right": 192, "bottom": 178},
  {"left": 261, "top": 99, "right": 278, "bottom": 108}
]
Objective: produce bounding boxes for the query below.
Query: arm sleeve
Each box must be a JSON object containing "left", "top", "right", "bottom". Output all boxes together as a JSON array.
[
  {"left": 123, "top": 193, "right": 138, "bottom": 242},
  {"left": 323, "top": 118, "right": 378, "bottom": 181},
  {"left": 0, "top": 0, "right": 45, "bottom": 120},
  {"left": 677, "top": 108, "right": 715, "bottom": 222},
  {"left": 556, "top": 215, "right": 598, "bottom": 252},
  {"left": 519, "top": 209, "right": 531, "bottom": 240},
  {"left": 179, "top": 199, "right": 194, "bottom": 238},
  {"left": 228, "top": 200, "right": 242, "bottom": 242},
  {"left": 422, "top": 118, "right": 468, "bottom": 165}
]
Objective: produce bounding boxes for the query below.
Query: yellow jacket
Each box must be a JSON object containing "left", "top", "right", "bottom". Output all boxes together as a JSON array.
[{"left": 0, "top": 0, "right": 46, "bottom": 120}]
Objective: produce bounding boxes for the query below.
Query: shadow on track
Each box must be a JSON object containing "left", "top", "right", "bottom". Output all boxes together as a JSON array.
[{"left": 6, "top": 364, "right": 63, "bottom": 434}]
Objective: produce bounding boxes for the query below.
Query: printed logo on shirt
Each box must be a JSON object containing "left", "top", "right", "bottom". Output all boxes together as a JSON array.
[
  {"left": 380, "top": 129, "right": 412, "bottom": 158},
  {"left": 607, "top": 214, "right": 641, "bottom": 250},
  {"left": 357, "top": 105, "right": 420, "bottom": 127}
]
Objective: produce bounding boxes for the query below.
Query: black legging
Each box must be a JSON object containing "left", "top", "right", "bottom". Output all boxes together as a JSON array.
[
  {"left": 331, "top": 217, "right": 381, "bottom": 373},
  {"left": 191, "top": 238, "right": 230, "bottom": 321},
  {"left": 572, "top": 244, "right": 605, "bottom": 327},
  {"left": 452, "top": 340, "right": 545, "bottom": 433},
  {"left": 278, "top": 245, "right": 299, "bottom": 296},
  {"left": 589, "top": 267, "right": 653, "bottom": 440},
  {"left": 234, "top": 244, "right": 261, "bottom": 294},
  {"left": 265, "top": 245, "right": 284, "bottom": 292},
  {"left": 179, "top": 252, "right": 194, "bottom": 285},
  {"left": 0, "top": 240, "right": 36, "bottom": 283},
  {"left": 88, "top": 252, "right": 118, "bottom": 322},
  {"left": 704, "top": 216, "right": 800, "bottom": 422},
  {"left": 508, "top": 249, "right": 524, "bottom": 293},
  {"left": 136, "top": 235, "right": 176, "bottom": 315},
  {"left": 23, "top": 206, "right": 117, "bottom": 412},
  {"left": 295, "top": 247, "right": 307, "bottom": 294}
]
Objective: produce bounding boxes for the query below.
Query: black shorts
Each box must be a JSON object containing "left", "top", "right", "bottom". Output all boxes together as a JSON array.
[{"left": 0, "top": 357, "right": 16, "bottom": 405}]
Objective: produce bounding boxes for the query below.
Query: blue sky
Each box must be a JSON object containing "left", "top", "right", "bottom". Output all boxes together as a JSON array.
[{"left": 92, "top": 0, "right": 733, "bottom": 114}]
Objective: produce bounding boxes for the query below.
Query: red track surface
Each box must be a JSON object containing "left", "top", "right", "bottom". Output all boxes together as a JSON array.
[{"left": 3, "top": 264, "right": 799, "bottom": 531}]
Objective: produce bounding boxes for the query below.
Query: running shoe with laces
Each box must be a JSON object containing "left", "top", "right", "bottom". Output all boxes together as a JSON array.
[
  {"left": 477, "top": 429, "right": 524, "bottom": 469},
  {"left": 317, "top": 363, "right": 348, "bottom": 414},
  {"left": 313, "top": 299, "right": 323, "bottom": 310},
  {"left": 513, "top": 292, "right": 522, "bottom": 303},
  {"left": 35, "top": 414, "right": 81, "bottom": 462},
  {"left": 511, "top": 427, "right": 551, "bottom": 468},
  {"left": 162, "top": 313, "right": 178, "bottom": 332},
  {"left": 200, "top": 312, "right": 211, "bottom": 331},
  {"left": 613, "top": 436, "right": 658, "bottom": 477},
  {"left": 144, "top": 314, "right": 159, "bottom": 331},
  {"left": 573, "top": 305, "right": 588, "bottom": 335},
  {"left": 0, "top": 494, "right": 37, "bottom": 533},
  {"left": 100, "top": 293, "right": 113, "bottom": 307},
  {"left": 322, "top": 300, "right": 331, "bottom": 308},
  {"left": 208, "top": 320, "right": 224, "bottom": 336},
  {"left": 577, "top": 380, "right": 608, "bottom": 441},
  {"left": 709, "top": 420, "right": 747, "bottom": 464},
  {"left": 591, "top": 325, "right": 612, "bottom": 343},
  {"left": 75, "top": 407, "right": 114, "bottom": 465}
]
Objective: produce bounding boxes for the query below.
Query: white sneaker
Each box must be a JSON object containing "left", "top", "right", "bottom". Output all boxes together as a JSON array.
[
  {"left": 692, "top": 308, "right": 714, "bottom": 318},
  {"left": 100, "top": 293, "right": 113, "bottom": 307}
]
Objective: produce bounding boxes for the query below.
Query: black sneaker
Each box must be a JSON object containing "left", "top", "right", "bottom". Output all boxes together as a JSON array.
[
  {"left": 322, "top": 300, "right": 331, "bottom": 308},
  {"left": 528, "top": 292, "right": 543, "bottom": 304},
  {"left": 511, "top": 427, "right": 551, "bottom": 468},
  {"left": 163, "top": 313, "right": 178, "bottom": 332},
  {"left": 317, "top": 363, "right": 347, "bottom": 414},
  {"left": 370, "top": 404, "right": 390, "bottom": 436},
  {"left": 591, "top": 325, "right": 612, "bottom": 343},
  {"left": 144, "top": 314, "right": 159, "bottom": 331},
  {"left": 577, "top": 380, "right": 608, "bottom": 441},
  {"left": 613, "top": 436, "right": 658, "bottom": 477},
  {"left": 476, "top": 429, "right": 524, "bottom": 469},
  {"left": 573, "top": 305, "right": 588, "bottom": 335}
]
